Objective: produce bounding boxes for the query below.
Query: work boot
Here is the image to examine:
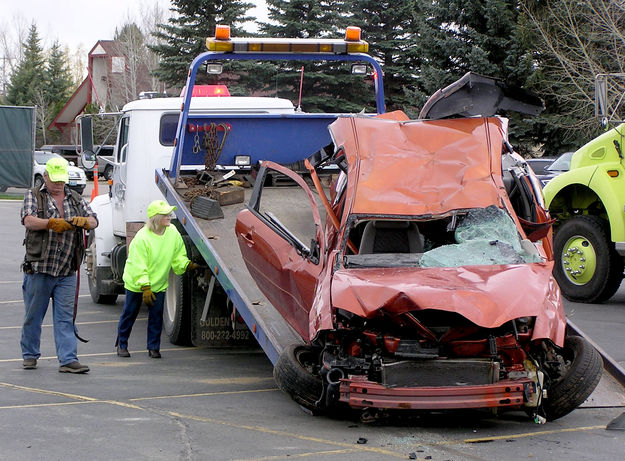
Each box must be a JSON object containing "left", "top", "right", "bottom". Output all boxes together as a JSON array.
[
  {"left": 148, "top": 350, "right": 161, "bottom": 359},
  {"left": 58, "top": 361, "right": 90, "bottom": 373},
  {"left": 22, "top": 358, "right": 37, "bottom": 369},
  {"left": 117, "top": 347, "right": 130, "bottom": 358}
]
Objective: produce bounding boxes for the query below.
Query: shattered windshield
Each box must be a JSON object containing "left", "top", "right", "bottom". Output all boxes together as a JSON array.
[
  {"left": 419, "top": 206, "right": 542, "bottom": 267},
  {"left": 343, "top": 206, "right": 542, "bottom": 268}
]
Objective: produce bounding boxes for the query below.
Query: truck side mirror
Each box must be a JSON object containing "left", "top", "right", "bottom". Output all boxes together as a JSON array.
[
  {"left": 595, "top": 74, "right": 609, "bottom": 123},
  {"left": 80, "top": 116, "right": 96, "bottom": 169}
]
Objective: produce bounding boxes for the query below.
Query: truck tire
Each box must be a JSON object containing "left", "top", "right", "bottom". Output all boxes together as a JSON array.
[
  {"left": 86, "top": 231, "right": 118, "bottom": 304},
  {"left": 553, "top": 215, "right": 623, "bottom": 303},
  {"left": 273, "top": 344, "right": 323, "bottom": 411},
  {"left": 164, "top": 270, "right": 192, "bottom": 345},
  {"left": 543, "top": 336, "right": 603, "bottom": 421}
]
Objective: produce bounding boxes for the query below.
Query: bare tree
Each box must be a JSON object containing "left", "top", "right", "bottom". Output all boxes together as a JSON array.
[
  {"left": 109, "top": 2, "right": 171, "bottom": 106},
  {"left": 0, "top": 13, "right": 29, "bottom": 96},
  {"left": 522, "top": 0, "right": 625, "bottom": 137},
  {"left": 32, "top": 88, "right": 51, "bottom": 145},
  {"left": 138, "top": 1, "right": 170, "bottom": 94}
]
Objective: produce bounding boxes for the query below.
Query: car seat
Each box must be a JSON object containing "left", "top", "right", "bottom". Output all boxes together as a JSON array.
[{"left": 359, "top": 221, "right": 424, "bottom": 254}]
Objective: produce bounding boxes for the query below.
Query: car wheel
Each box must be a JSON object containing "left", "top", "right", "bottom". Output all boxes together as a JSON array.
[
  {"left": 542, "top": 336, "right": 603, "bottom": 421},
  {"left": 104, "top": 165, "right": 113, "bottom": 181},
  {"left": 86, "top": 231, "right": 118, "bottom": 304},
  {"left": 33, "top": 175, "right": 44, "bottom": 189},
  {"left": 164, "top": 270, "right": 192, "bottom": 345},
  {"left": 273, "top": 344, "right": 323, "bottom": 411},
  {"left": 553, "top": 215, "right": 623, "bottom": 303}
]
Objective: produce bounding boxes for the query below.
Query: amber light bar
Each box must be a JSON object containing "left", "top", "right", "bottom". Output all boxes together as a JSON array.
[{"left": 206, "top": 26, "right": 368, "bottom": 54}]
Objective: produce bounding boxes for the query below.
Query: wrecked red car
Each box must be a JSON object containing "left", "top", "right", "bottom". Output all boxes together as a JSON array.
[{"left": 235, "top": 76, "right": 602, "bottom": 421}]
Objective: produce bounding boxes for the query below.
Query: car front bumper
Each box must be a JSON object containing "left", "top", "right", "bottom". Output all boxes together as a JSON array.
[{"left": 339, "top": 375, "right": 534, "bottom": 410}]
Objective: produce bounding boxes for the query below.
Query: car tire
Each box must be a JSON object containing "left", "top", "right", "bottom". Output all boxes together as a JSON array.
[
  {"left": 273, "top": 344, "right": 323, "bottom": 411},
  {"left": 543, "top": 336, "right": 603, "bottom": 421},
  {"left": 33, "top": 175, "right": 44, "bottom": 190},
  {"left": 86, "top": 231, "right": 118, "bottom": 304},
  {"left": 104, "top": 165, "right": 114, "bottom": 181},
  {"left": 553, "top": 215, "right": 623, "bottom": 303},
  {"left": 164, "top": 270, "right": 192, "bottom": 346}
]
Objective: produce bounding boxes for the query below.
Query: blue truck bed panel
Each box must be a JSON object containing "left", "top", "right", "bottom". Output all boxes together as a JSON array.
[{"left": 182, "top": 113, "right": 339, "bottom": 166}]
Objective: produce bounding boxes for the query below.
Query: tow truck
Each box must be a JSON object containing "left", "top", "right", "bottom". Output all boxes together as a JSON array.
[{"left": 151, "top": 29, "right": 603, "bottom": 420}]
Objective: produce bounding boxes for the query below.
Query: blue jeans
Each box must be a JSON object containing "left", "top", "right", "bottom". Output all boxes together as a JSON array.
[
  {"left": 21, "top": 272, "right": 78, "bottom": 366},
  {"left": 117, "top": 289, "right": 165, "bottom": 351}
]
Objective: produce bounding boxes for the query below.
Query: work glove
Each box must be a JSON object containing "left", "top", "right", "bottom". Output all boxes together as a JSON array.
[
  {"left": 47, "top": 218, "right": 74, "bottom": 233},
  {"left": 186, "top": 261, "right": 199, "bottom": 272},
  {"left": 70, "top": 216, "right": 90, "bottom": 229},
  {"left": 141, "top": 285, "right": 156, "bottom": 307}
]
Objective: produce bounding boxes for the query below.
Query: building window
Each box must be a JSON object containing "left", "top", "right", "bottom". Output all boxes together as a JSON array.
[{"left": 112, "top": 56, "right": 125, "bottom": 73}]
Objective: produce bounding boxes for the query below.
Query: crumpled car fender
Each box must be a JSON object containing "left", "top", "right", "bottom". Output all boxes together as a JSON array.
[{"left": 329, "top": 262, "right": 566, "bottom": 346}]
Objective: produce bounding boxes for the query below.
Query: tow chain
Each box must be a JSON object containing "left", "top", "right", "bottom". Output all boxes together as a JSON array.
[{"left": 202, "top": 123, "right": 229, "bottom": 170}]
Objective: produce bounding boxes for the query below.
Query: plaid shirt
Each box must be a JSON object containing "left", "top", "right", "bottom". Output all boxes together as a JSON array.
[{"left": 21, "top": 185, "right": 97, "bottom": 277}]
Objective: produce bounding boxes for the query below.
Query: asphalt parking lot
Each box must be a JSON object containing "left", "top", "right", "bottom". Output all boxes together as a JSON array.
[{"left": 1, "top": 191, "right": 625, "bottom": 461}]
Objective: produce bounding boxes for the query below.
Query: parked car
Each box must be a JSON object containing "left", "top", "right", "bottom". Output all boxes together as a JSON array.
[
  {"left": 526, "top": 157, "right": 554, "bottom": 182},
  {"left": 530, "top": 152, "right": 573, "bottom": 186},
  {"left": 80, "top": 145, "right": 115, "bottom": 180},
  {"left": 235, "top": 74, "right": 602, "bottom": 421},
  {"left": 33, "top": 151, "right": 87, "bottom": 194}
]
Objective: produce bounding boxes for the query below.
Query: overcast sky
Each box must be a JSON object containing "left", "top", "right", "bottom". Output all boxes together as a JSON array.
[{"left": 0, "top": 0, "right": 267, "bottom": 53}]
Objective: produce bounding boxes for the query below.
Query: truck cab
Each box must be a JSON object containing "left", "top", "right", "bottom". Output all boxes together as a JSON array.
[{"left": 86, "top": 95, "right": 296, "bottom": 303}]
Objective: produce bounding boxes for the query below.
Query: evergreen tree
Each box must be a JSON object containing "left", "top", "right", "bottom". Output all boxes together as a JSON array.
[
  {"left": 260, "top": 0, "right": 343, "bottom": 38},
  {"left": 46, "top": 41, "right": 74, "bottom": 118},
  {"left": 151, "top": 0, "right": 254, "bottom": 88},
  {"left": 6, "top": 23, "right": 46, "bottom": 107},
  {"left": 413, "top": 0, "right": 540, "bottom": 155},
  {"left": 258, "top": 1, "right": 377, "bottom": 113},
  {"left": 346, "top": 0, "right": 423, "bottom": 116}
]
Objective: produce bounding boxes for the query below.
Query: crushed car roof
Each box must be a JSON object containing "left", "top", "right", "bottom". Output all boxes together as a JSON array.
[{"left": 329, "top": 114, "right": 507, "bottom": 216}]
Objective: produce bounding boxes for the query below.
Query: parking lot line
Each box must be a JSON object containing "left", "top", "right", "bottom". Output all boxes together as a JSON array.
[
  {"left": 166, "top": 409, "right": 410, "bottom": 458},
  {"left": 0, "top": 401, "right": 93, "bottom": 410},
  {"left": 0, "top": 345, "right": 197, "bottom": 363},
  {"left": 458, "top": 425, "right": 605, "bottom": 443},
  {"left": 0, "top": 380, "right": 98, "bottom": 401},
  {"left": 130, "top": 387, "right": 278, "bottom": 401},
  {"left": 231, "top": 448, "right": 365, "bottom": 461},
  {"left": 0, "top": 294, "right": 91, "bottom": 305},
  {"left": 0, "top": 318, "right": 127, "bottom": 330}
]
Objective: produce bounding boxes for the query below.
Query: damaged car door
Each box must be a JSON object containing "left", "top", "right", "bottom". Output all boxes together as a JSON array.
[{"left": 235, "top": 161, "right": 326, "bottom": 341}]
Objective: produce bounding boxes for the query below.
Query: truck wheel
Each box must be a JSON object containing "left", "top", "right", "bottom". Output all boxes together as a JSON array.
[
  {"left": 553, "top": 215, "right": 623, "bottom": 303},
  {"left": 273, "top": 344, "right": 323, "bottom": 411},
  {"left": 543, "top": 336, "right": 603, "bottom": 421},
  {"left": 164, "top": 270, "right": 192, "bottom": 345},
  {"left": 86, "top": 231, "right": 118, "bottom": 304}
]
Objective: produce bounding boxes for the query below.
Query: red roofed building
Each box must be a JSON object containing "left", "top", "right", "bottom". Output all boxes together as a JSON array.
[{"left": 49, "top": 40, "right": 160, "bottom": 143}]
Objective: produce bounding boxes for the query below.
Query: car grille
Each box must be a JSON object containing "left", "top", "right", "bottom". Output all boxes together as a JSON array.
[{"left": 381, "top": 358, "right": 499, "bottom": 387}]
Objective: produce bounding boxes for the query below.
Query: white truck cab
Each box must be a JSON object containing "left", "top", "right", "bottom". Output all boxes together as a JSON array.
[{"left": 86, "top": 95, "right": 296, "bottom": 303}]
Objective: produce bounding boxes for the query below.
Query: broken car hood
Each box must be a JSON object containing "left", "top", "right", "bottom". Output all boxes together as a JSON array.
[{"left": 330, "top": 263, "right": 565, "bottom": 345}]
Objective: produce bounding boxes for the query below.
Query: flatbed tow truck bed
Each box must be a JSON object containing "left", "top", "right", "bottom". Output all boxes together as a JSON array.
[{"left": 157, "top": 172, "right": 305, "bottom": 364}]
